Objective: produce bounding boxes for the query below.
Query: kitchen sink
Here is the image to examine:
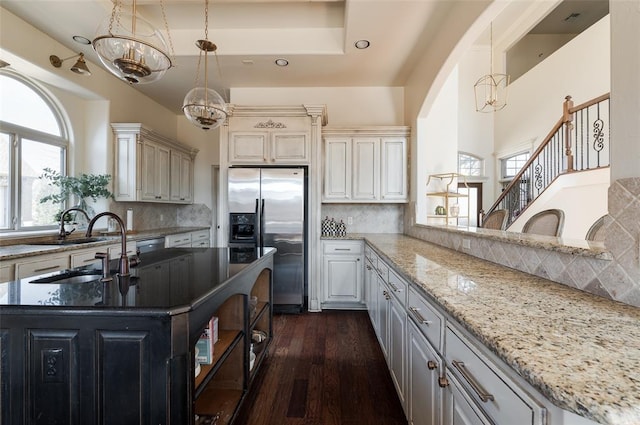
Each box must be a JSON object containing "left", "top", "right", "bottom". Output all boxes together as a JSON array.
[
  {"left": 30, "top": 237, "right": 111, "bottom": 246},
  {"left": 30, "top": 269, "right": 103, "bottom": 284}
]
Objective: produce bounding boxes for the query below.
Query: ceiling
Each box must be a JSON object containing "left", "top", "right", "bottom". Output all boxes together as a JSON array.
[
  {"left": 2, "top": 0, "right": 609, "bottom": 116},
  {"left": 2, "top": 0, "right": 456, "bottom": 115}
]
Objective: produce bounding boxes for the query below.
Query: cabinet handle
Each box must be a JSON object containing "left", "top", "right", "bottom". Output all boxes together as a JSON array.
[
  {"left": 452, "top": 360, "right": 495, "bottom": 402},
  {"left": 389, "top": 282, "right": 402, "bottom": 292},
  {"left": 33, "top": 265, "right": 62, "bottom": 273},
  {"left": 366, "top": 265, "right": 372, "bottom": 270},
  {"left": 438, "top": 376, "right": 449, "bottom": 388},
  {"left": 409, "top": 307, "right": 432, "bottom": 325},
  {"left": 427, "top": 360, "right": 437, "bottom": 370},
  {"left": 334, "top": 248, "right": 351, "bottom": 251}
]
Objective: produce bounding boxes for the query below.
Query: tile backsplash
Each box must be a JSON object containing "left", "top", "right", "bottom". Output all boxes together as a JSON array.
[
  {"left": 109, "top": 202, "right": 212, "bottom": 231},
  {"left": 321, "top": 204, "right": 404, "bottom": 234}
]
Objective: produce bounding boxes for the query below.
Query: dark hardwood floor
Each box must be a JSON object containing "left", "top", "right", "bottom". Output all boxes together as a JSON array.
[{"left": 234, "top": 310, "right": 408, "bottom": 425}]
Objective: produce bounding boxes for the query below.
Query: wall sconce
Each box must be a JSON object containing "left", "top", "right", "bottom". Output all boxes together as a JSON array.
[{"left": 49, "top": 53, "right": 91, "bottom": 76}]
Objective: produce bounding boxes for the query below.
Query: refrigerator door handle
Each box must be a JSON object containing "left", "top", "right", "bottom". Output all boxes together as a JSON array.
[{"left": 260, "top": 199, "right": 265, "bottom": 248}]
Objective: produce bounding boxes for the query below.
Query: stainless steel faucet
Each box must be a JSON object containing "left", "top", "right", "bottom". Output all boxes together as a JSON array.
[
  {"left": 58, "top": 207, "right": 91, "bottom": 239},
  {"left": 86, "top": 212, "right": 130, "bottom": 277}
]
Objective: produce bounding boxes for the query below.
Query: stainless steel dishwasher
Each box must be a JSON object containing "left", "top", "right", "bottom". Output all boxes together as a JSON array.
[{"left": 136, "top": 237, "right": 166, "bottom": 254}]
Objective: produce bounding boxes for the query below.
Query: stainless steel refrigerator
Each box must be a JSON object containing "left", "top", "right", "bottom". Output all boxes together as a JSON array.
[{"left": 227, "top": 167, "right": 307, "bottom": 312}]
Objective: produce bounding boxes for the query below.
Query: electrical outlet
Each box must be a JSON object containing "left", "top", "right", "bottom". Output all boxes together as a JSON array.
[
  {"left": 347, "top": 216, "right": 353, "bottom": 225},
  {"left": 462, "top": 239, "right": 471, "bottom": 249},
  {"left": 42, "top": 348, "right": 64, "bottom": 383}
]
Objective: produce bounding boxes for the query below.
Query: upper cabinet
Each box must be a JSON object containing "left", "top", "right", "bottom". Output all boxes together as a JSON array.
[
  {"left": 323, "top": 127, "right": 410, "bottom": 203},
  {"left": 224, "top": 106, "right": 327, "bottom": 166},
  {"left": 112, "top": 123, "right": 199, "bottom": 204}
]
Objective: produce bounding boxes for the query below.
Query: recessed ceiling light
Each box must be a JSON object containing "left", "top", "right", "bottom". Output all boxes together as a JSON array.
[
  {"left": 354, "top": 40, "right": 370, "bottom": 49},
  {"left": 72, "top": 35, "right": 92, "bottom": 45},
  {"left": 275, "top": 58, "right": 289, "bottom": 67}
]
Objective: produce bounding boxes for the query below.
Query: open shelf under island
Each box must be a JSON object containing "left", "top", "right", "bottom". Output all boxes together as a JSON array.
[{"left": 0, "top": 246, "right": 275, "bottom": 425}]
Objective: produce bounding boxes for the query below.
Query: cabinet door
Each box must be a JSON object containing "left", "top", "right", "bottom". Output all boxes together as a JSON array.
[
  {"left": 389, "top": 295, "right": 406, "bottom": 411},
  {"left": 322, "top": 255, "right": 362, "bottom": 303},
  {"left": 352, "top": 137, "right": 380, "bottom": 200},
  {"left": 408, "top": 321, "right": 442, "bottom": 425},
  {"left": 113, "top": 131, "right": 137, "bottom": 201},
  {"left": 381, "top": 137, "right": 408, "bottom": 201},
  {"left": 170, "top": 151, "right": 193, "bottom": 203},
  {"left": 443, "top": 372, "right": 493, "bottom": 425},
  {"left": 229, "top": 132, "right": 268, "bottom": 164},
  {"left": 323, "top": 138, "right": 351, "bottom": 200},
  {"left": 141, "top": 142, "right": 170, "bottom": 201},
  {"left": 271, "top": 132, "right": 309, "bottom": 163},
  {"left": 376, "top": 275, "right": 390, "bottom": 359}
]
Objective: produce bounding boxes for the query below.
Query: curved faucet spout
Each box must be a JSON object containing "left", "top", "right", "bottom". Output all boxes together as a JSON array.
[
  {"left": 58, "top": 208, "right": 91, "bottom": 239},
  {"left": 86, "top": 212, "right": 130, "bottom": 277}
]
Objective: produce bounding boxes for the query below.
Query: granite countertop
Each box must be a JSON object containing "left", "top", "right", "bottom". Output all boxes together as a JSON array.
[
  {"left": 359, "top": 234, "right": 639, "bottom": 425},
  {"left": 0, "top": 227, "right": 209, "bottom": 261}
]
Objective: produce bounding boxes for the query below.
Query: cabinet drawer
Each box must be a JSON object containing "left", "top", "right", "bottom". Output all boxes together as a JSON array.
[
  {"left": 108, "top": 241, "right": 137, "bottom": 258},
  {"left": 70, "top": 249, "right": 104, "bottom": 268},
  {"left": 15, "top": 255, "right": 70, "bottom": 279},
  {"left": 445, "top": 325, "right": 545, "bottom": 425},
  {"left": 408, "top": 287, "right": 443, "bottom": 352},
  {"left": 323, "top": 241, "right": 363, "bottom": 255},
  {"left": 376, "top": 259, "right": 389, "bottom": 282},
  {"left": 387, "top": 268, "right": 407, "bottom": 306},
  {"left": 166, "top": 233, "right": 192, "bottom": 248},
  {"left": 191, "top": 229, "right": 210, "bottom": 243}
]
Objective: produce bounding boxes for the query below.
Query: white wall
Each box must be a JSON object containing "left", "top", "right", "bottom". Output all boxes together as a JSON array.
[
  {"left": 230, "top": 87, "right": 404, "bottom": 126},
  {"left": 507, "top": 168, "right": 609, "bottom": 240},
  {"left": 494, "top": 15, "right": 611, "bottom": 156}
]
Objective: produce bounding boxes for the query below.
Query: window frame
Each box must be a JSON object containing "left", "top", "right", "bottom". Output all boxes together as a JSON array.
[
  {"left": 0, "top": 70, "right": 69, "bottom": 233},
  {"left": 457, "top": 151, "right": 485, "bottom": 178}
]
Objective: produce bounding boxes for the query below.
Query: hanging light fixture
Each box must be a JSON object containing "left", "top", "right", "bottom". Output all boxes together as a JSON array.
[
  {"left": 474, "top": 22, "right": 510, "bottom": 112},
  {"left": 49, "top": 53, "right": 91, "bottom": 75},
  {"left": 92, "top": 0, "right": 173, "bottom": 84},
  {"left": 182, "top": 0, "right": 228, "bottom": 130}
]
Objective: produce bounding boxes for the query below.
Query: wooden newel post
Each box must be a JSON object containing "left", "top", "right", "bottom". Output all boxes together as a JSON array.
[{"left": 563, "top": 95, "right": 574, "bottom": 172}]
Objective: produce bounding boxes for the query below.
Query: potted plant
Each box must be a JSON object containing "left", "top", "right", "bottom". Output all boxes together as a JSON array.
[{"left": 39, "top": 168, "right": 114, "bottom": 224}]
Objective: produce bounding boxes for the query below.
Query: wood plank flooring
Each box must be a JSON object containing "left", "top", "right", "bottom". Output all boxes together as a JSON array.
[{"left": 234, "top": 311, "right": 408, "bottom": 425}]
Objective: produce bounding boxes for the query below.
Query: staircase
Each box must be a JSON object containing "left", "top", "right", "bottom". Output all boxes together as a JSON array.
[{"left": 483, "top": 94, "right": 610, "bottom": 232}]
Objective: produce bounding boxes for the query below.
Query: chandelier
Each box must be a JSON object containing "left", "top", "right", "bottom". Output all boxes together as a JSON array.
[
  {"left": 474, "top": 22, "right": 510, "bottom": 112},
  {"left": 183, "top": 0, "right": 228, "bottom": 130},
  {"left": 92, "top": 0, "right": 173, "bottom": 84}
]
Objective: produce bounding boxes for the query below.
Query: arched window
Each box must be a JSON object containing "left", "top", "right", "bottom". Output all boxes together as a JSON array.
[
  {"left": 0, "top": 70, "right": 69, "bottom": 231},
  {"left": 458, "top": 152, "right": 484, "bottom": 177}
]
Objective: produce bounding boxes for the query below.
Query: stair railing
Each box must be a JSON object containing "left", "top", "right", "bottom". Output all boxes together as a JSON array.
[{"left": 482, "top": 93, "right": 610, "bottom": 228}]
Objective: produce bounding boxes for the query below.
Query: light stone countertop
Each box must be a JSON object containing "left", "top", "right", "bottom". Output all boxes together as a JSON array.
[
  {"left": 357, "top": 233, "right": 639, "bottom": 425},
  {"left": 0, "top": 227, "right": 209, "bottom": 261}
]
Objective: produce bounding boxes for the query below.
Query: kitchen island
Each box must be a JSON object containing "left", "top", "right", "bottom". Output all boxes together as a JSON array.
[{"left": 0, "top": 246, "right": 275, "bottom": 425}]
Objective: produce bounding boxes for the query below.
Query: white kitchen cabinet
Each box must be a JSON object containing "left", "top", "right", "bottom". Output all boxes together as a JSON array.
[
  {"left": 112, "top": 123, "right": 198, "bottom": 204},
  {"left": 321, "top": 240, "right": 363, "bottom": 307},
  {"left": 364, "top": 246, "right": 377, "bottom": 322},
  {"left": 323, "top": 138, "right": 351, "bottom": 200},
  {"left": 0, "top": 263, "right": 13, "bottom": 282},
  {"left": 443, "top": 371, "right": 493, "bottom": 425},
  {"left": 389, "top": 292, "right": 407, "bottom": 412},
  {"left": 322, "top": 127, "right": 410, "bottom": 203},
  {"left": 229, "top": 131, "right": 310, "bottom": 165},
  {"left": 14, "top": 254, "right": 70, "bottom": 279},
  {"left": 141, "top": 140, "right": 170, "bottom": 201},
  {"left": 170, "top": 150, "right": 193, "bottom": 203},
  {"left": 408, "top": 320, "right": 443, "bottom": 425},
  {"left": 108, "top": 240, "right": 138, "bottom": 258},
  {"left": 191, "top": 229, "right": 211, "bottom": 247}
]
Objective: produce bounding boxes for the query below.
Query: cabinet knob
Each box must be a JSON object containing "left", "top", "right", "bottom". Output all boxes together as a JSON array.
[
  {"left": 427, "top": 360, "right": 437, "bottom": 370},
  {"left": 438, "top": 376, "right": 449, "bottom": 388}
]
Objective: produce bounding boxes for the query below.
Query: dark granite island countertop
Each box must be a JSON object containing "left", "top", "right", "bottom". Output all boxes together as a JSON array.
[{"left": 0, "top": 247, "right": 275, "bottom": 425}]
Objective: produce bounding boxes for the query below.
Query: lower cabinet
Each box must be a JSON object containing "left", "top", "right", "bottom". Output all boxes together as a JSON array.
[
  {"left": 321, "top": 240, "right": 364, "bottom": 308},
  {"left": 166, "top": 229, "right": 211, "bottom": 248},
  {"left": 408, "top": 320, "right": 443, "bottom": 425},
  {"left": 365, "top": 242, "right": 557, "bottom": 425}
]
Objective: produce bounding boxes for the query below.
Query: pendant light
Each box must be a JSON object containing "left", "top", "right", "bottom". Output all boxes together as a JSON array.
[
  {"left": 92, "top": 0, "right": 173, "bottom": 84},
  {"left": 182, "top": 0, "right": 228, "bottom": 130},
  {"left": 474, "top": 22, "right": 510, "bottom": 112}
]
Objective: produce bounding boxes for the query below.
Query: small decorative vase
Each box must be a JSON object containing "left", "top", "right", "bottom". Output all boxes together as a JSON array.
[{"left": 337, "top": 220, "right": 346, "bottom": 238}]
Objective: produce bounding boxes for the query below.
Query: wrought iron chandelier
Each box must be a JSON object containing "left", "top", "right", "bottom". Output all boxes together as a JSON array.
[
  {"left": 92, "top": 0, "right": 173, "bottom": 84},
  {"left": 182, "top": 0, "right": 228, "bottom": 130},
  {"left": 474, "top": 22, "right": 510, "bottom": 113}
]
